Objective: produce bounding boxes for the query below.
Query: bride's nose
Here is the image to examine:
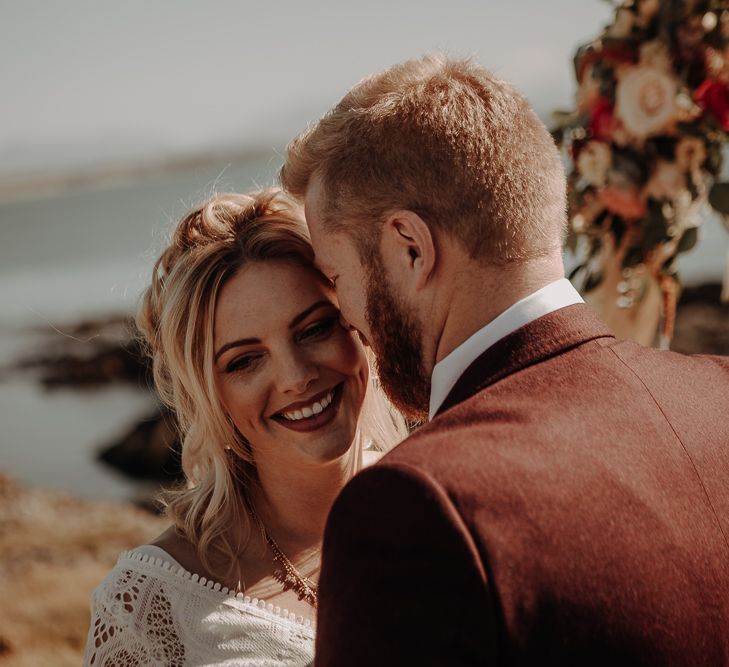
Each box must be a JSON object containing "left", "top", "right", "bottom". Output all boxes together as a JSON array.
[{"left": 274, "top": 348, "right": 319, "bottom": 395}]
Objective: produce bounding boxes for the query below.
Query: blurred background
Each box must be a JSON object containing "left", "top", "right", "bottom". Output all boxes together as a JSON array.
[
  {"left": 1, "top": 0, "right": 628, "bottom": 506},
  {"left": 1, "top": 1, "right": 728, "bottom": 664}
]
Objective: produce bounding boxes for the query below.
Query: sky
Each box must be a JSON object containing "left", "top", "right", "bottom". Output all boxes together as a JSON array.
[{"left": 0, "top": 0, "right": 615, "bottom": 182}]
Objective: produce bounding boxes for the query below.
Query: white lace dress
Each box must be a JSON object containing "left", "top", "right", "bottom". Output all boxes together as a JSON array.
[{"left": 83, "top": 545, "right": 315, "bottom": 666}]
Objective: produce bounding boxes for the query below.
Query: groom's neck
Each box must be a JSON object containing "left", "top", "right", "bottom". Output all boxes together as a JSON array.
[{"left": 429, "top": 253, "right": 565, "bottom": 368}]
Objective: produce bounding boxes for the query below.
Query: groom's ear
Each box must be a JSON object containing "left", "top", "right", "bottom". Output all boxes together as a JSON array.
[{"left": 381, "top": 210, "right": 436, "bottom": 291}]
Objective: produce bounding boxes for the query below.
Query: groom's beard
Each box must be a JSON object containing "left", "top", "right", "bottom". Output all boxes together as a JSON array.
[{"left": 364, "top": 267, "right": 431, "bottom": 422}]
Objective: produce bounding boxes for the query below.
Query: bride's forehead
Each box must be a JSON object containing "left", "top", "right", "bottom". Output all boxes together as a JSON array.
[
  {"left": 223, "top": 261, "right": 323, "bottom": 296},
  {"left": 214, "top": 262, "right": 333, "bottom": 331}
]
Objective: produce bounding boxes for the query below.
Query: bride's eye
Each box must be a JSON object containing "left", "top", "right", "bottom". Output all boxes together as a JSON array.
[
  {"left": 225, "top": 353, "right": 262, "bottom": 374},
  {"left": 297, "top": 317, "right": 338, "bottom": 342}
]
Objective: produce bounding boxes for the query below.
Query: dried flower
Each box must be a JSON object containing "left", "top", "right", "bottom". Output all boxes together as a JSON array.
[
  {"left": 675, "top": 190, "right": 707, "bottom": 230},
  {"left": 639, "top": 41, "right": 672, "bottom": 72},
  {"left": 572, "top": 214, "right": 588, "bottom": 233},
  {"left": 643, "top": 161, "right": 687, "bottom": 201},
  {"left": 615, "top": 66, "right": 678, "bottom": 138},
  {"left": 609, "top": 8, "right": 636, "bottom": 39},
  {"left": 675, "top": 136, "right": 707, "bottom": 173},
  {"left": 598, "top": 184, "right": 647, "bottom": 220},
  {"left": 577, "top": 141, "right": 612, "bottom": 187},
  {"left": 637, "top": 0, "right": 660, "bottom": 23},
  {"left": 577, "top": 66, "right": 602, "bottom": 114}
]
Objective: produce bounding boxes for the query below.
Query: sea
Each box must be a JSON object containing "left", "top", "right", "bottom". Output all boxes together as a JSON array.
[
  {"left": 0, "top": 153, "right": 284, "bottom": 501},
  {"left": 1, "top": 152, "right": 728, "bottom": 502}
]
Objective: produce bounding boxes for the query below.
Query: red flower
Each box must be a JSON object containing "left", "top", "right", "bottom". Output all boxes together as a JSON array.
[
  {"left": 694, "top": 79, "right": 729, "bottom": 131},
  {"left": 598, "top": 185, "right": 647, "bottom": 221},
  {"left": 590, "top": 97, "right": 620, "bottom": 142}
]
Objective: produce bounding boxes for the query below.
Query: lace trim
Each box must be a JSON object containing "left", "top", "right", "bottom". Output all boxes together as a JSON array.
[{"left": 120, "top": 550, "right": 316, "bottom": 630}]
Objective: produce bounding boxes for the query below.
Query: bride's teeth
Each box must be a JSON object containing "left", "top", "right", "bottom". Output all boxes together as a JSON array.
[{"left": 280, "top": 388, "right": 337, "bottom": 421}]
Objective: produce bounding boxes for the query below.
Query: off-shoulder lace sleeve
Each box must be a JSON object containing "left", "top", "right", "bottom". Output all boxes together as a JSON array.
[
  {"left": 83, "top": 561, "right": 185, "bottom": 666},
  {"left": 84, "top": 550, "right": 316, "bottom": 666}
]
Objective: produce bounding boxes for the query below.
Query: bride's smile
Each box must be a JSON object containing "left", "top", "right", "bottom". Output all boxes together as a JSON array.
[
  {"left": 272, "top": 382, "right": 343, "bottom": 431},
  {"left": 213, "top": 259, "right": 368, "bottom": 464}
]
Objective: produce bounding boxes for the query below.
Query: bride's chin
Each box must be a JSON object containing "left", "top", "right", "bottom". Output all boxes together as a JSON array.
[{"left": 319, "top": 420, "right": 360, "bottom": 464}]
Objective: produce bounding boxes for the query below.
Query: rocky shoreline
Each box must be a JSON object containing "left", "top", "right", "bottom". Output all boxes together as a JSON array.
[{"left": 8, "top": 314, "right": 184, "bottom": 489}]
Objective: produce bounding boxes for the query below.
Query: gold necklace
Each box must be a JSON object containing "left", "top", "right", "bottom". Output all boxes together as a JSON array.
[{"left": 250, "top": 508, "right": 319, "bottom": 608}]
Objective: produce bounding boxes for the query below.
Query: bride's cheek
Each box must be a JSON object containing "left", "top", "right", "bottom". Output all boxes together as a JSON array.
[
  {"left": 349, "top": 343, "right": 368, "bottom": 381},
  {"left": 330, "top": 329, "right": 359, "bottom": 364}
]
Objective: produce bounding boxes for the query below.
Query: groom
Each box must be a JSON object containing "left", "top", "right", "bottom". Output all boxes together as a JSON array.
[{"left": 282, "top": 55, "right": 729, "bottom": 665}]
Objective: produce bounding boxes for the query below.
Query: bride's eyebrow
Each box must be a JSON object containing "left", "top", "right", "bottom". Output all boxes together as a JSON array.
[
  {"left": 287, "top": 300, "right": 334, "bottom": 330},
  {"left": 214, "top": 336, "right": 260, "bottom": 363},
  {"left": 214, "top": 300, "right": 335, "bottom": 362}
]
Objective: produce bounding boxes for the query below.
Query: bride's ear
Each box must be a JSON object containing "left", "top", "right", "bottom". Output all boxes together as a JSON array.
[{"left": 381, "top": 210, "right": 436, "bottom": 291}]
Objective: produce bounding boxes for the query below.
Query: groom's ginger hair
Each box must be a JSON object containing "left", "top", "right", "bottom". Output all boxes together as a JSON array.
[{"left": 281, "top": 53, "right": 567, "bottom": 263}]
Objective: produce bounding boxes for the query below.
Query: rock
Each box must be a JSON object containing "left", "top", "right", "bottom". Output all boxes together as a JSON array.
[
  {"left": 8, "top": 314, "right": 186, "bottom": 487},
  {"left": 672, "top": 283, "right": 729, "bottom": 355},
  {"left": 10, "top": 315, "right": 152, "bottom": 390},
  {"left": 97, "top": 407, "right": 182, "bottom": 484}
]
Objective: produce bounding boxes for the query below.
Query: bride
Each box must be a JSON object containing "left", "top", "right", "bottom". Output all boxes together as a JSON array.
[{"left": 83, "top": 189, "right": 406, "bottom": 666}]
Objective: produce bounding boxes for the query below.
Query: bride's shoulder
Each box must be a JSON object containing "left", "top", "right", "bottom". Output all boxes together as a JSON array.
[
  {"left": 144, "top": 527, "right": 252, "bottom": 592},
  {"left": 146, "top": 525, "right": 205, "bottom": 575}
]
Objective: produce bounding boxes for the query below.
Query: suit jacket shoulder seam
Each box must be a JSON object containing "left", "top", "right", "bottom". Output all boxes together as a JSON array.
[{"left": 606, "top": 346, "right": 729, "bottom": 555}]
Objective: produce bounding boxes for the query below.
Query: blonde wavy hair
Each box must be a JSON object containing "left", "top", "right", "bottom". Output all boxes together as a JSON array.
[{"left": 136, "top": 188, "right": 407, "bottom": 585}]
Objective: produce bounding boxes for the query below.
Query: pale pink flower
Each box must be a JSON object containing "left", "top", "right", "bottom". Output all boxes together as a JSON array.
[{"left": 615, "top": 66, "right": 679, "bottom": 138}]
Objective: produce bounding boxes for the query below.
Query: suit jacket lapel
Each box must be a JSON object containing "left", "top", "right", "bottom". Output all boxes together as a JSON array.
[{"left": 435, "top": 304, "right": 615, "bottom": 417}]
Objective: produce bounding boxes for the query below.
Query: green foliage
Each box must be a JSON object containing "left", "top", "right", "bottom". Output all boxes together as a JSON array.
[
  {"left": 676, "top": 226, "right": 699, "bottom": 253},
  {"left": 709, "top": 181, "right": 729, "bottom": 214}
]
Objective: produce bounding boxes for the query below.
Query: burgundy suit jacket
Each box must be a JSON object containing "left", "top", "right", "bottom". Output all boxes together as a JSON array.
[{"left": 315, "top": 304, "right": 729, "bottom": 666}]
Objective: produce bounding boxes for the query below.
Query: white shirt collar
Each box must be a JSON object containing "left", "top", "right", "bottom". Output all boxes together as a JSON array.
[{"left": 428, "top": 278, "right": 584, "bottom": 419}]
